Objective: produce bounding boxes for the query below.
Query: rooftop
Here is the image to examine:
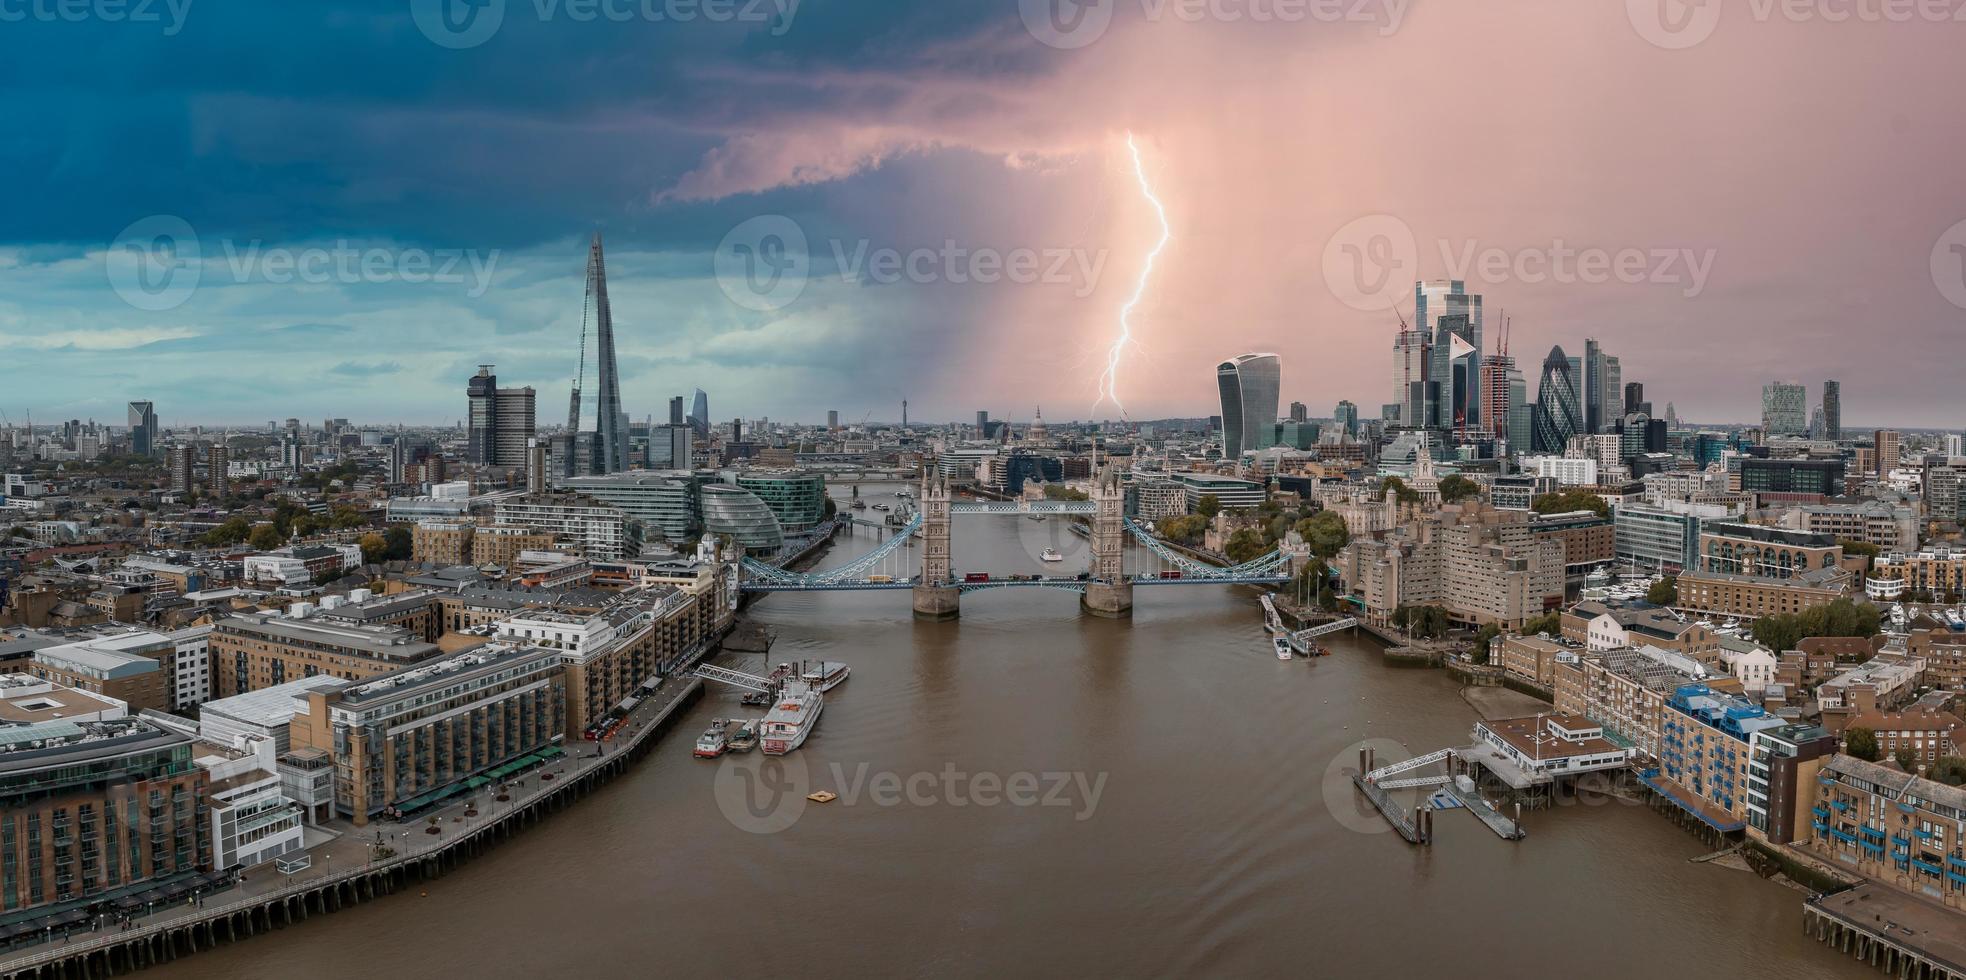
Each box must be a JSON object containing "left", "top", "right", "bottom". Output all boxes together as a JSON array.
[{"left": 198, "top": 675, "right": 351, "bottom": 729}]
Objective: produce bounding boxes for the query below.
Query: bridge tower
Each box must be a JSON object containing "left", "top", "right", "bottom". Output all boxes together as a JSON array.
[
  {"left": 912, "top": 466, "right": 960, "bottom": 620},
  {"left": 1081, "top": 463, "right": 1133, "bottom": 618}
]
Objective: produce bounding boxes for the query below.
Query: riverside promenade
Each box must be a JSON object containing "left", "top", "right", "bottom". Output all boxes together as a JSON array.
[{"left": 0, "top": 676, "right": 707, "bottom": 980}]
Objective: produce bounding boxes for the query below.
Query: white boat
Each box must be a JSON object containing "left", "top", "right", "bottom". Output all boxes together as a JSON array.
[
  {"left": 693, "top": 720, "right": 731, "bottom": 759},
  {"left": 760, "top": 681, "right": 823, "bottom": 756},
  {"left": 1273, "top": 636, "right": 1295, "bottom": 660},
  {"left": 800, "top": 660, "right": 852, "bottom": 693},
  {"left": 1040, "top": 548, "right": 1064, "bottom": 562}
]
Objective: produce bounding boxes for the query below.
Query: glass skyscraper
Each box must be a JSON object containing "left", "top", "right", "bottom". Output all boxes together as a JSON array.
[
  {"left": 1416, "top": 280, "right": 1482, "bottom": 431},
  {"left": 1216, "top": 353, "right": 1282, "bottom": 459},
  {"left": 1532, "top": 345, "right": 1581, "bottom": 453}
]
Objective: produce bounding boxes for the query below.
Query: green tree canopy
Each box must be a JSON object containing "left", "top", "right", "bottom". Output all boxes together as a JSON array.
[
  {"left": 1293, "top": 510, "right": 1351, "bottom": 560},
  {"left": 1379, "top": 476, "right": 1421, "bottom": 506},
  {"left": 1930, "top": 757, "right": 1966, "bottom": 786},
  {"left": 1749, "top": 598, "right": 1882, "bottom": 653},
  {"left": 1894, "top": 747, "right": 1920, "bottom": 773},
  {"left": 1195, "top": 494, "right": 1223, "bottom": 519},
  {"left": 358, "top": 532, "right": 388, "bottom": 565},
  {"left": 1224, "top": 528, "right": 1269, "bottom": 564},
  {"left": 1437, "top": 474, "right": 1480, "bottom": 504},
  {"left": 248, "top": 524, "right": 283, "bottom": 551},
  {"left": 1647, "top": 577, "right": 1679, "bottom": 606},
  {"left": 383, "top": 526, "right": 414, "bottom": 561},
  {"left": 1521, "top": 611, "right": 1562, "bottom": 637},
  {"left": 1530, "top": 490, "right": 1608, "bottom": 518},
  {"left": 1845, "top": 727, "right": 1882, "bottom": 763},
  {"left": 1043, "top": 485, "right": 1090, "bottom": 502}
]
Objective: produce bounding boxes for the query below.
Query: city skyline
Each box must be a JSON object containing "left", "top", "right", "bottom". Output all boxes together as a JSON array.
[{"left": 4, "top": 3, "right": 1965, "bottom": 426}]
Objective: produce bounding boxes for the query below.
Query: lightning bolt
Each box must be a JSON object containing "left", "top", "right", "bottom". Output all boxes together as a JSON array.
[{"left": 1095, "top": 132, "right": 1170, "bottom": 418}]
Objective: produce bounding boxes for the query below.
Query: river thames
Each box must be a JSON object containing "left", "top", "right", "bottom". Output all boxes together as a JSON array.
[{"left": 150, "top": 486, "right": 1869, "bottom": 978}]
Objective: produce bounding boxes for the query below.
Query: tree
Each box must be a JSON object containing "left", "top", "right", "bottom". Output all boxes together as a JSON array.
[
  {"left": 1437, "top": 474, "right": 1480, "bottom": 504},
  {"left": 1750, "top": 597, "right": 1882, "bottom": 653},
  {"left": 1406, "top": 606, "right": 1450, "bottom": 640},
  {"left": 1930, "top": 757, "right": 1966, "bottom": 786},
  {"left": 1893, "top": 747, "right": 1920, "bottom": 773},
  {"left": 1647, "top": 577, "right": 1679, "bottom": 606},
  {"left": 1839, "top": 539, "right": 1880, "bottom": 560},
  {"left": 1158, "top": 515, "right": 1208, "bottom": 545},
  {"left": 248, "top": 523, "right": 283, "bottom": 551},
  {"left": 1380, "top": 476, "right": 1421, "bottom": 506},
  {"left": 358, "top": 532, "right": 388, "bottom": 565},
  {"left": 1195, "top": 494, "right": 1222, "bottom": 519},
  {"left": 1531, "top": 490, "right": 1608, "bottom": 518},
  {"left": 1521, "top": 611, "right": 1562, "bottom": 637},
  {"left": 1043, "top": 485, "right": 1089, "bottom": 502},
  {"left": 200, "top": 516, "right": 252, "bottom": 547},
  {"left": 1293, "top": 510, "right": 1350, "bottom": 560},
  {"left": 1470, "top": 622, "right": 1503, "bottom": 663},
  {"left": 383, "top": 526, "right": 414, "bottom": 561},
  {"left": 1845, "top": 727, "right": 1882, "bottom": 763},
  {"left": 1224, "top": 528, "right": 1269, "bottom": 564},
  {"left": 331, "top": 506, "right": 369, "bottom": 530}
]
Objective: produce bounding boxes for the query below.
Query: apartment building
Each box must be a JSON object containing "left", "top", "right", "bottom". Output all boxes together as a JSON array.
[
  {"left": 208, "top": 608, "right": 446, "bottom": 699},
  {"left": 1675, "top": 566, "right": 1851, "bottom": 621},
  {"left": 1644, "top": 683, "right": 1787, "bottom": 833},
  {"left": 1804, "top": 755, "right": 1966, "bottom": 911},
  {"left": 1553, "top": 644, "right": 1715, "bottom": 759}
]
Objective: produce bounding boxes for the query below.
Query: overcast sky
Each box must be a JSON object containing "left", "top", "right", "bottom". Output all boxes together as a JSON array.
[{"left": 2, "top": 0, "right": 1963, "bottom": 429}]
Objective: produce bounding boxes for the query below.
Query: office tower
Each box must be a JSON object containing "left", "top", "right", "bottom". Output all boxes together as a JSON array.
[
  {"left": 1760, "top": 381, "right": 1807, "bottom": 437},
  {"left": 1946, "top": 434, "right": 1964, "bottom": 457},
  {"left": 527, "top": 439, "right": 549, "bottom": 493},
  {"left": 281, "top": 430, "right": 302, "bottom": 470},
  {"left": 1416, "top": 280, "right": 1481, "bottom": 431},
  {"left": 388, "top": 439, "right": 409, "bottom": 484},
  {"left": 1624, "top": 382, "right": 1646, "bottom": 416},
  {"left": 1532, "top": 345, "right": 1581, "bottom": 453},
  {"left": 1289, "top": 401, "right": 1308, "bottom": 423},
  {"left": 1215, "top": 353, "right": 1282, "bottom": 459},
  {"left": 1480, "top": 354, "right": 1515, "bottom": 445},
  {"left": 1821, "top": 380, "right": 1841, "bottom": 441},
  {"left": 1600, "top": 355, "right": 1621, "bottom": 433},
  {"left": 167, "top": 444, "right": 194, "bottom": 494},
  {"left": 690, "top": 389, "right": 709, "bottom": 439},
  {"left": 827, "top": 410, "right": 840, "bottom": 430},
  {"left": 466, "top": 365, "right": 537, "bottom": 467},
  {"left": 976, "top": 410, "right": 990, "bottom": 431},
  {"left": 1507, "top": 368, "right": 1532, "bottom": 455},
  {"left": 1582, "top": 340, "right": 1605, "bottom": 433},
  {"left": 127, "top": 401, "right": 158, "bottom": 457},
  {"left": 1874, "top": 429, "right": 1901, "bottom": 476},
  {"left": 1333, "top": 401, "right": 1358, "bottom": 438},
  {"left": 668, "top": 396, "right": 685, "bottom": 426},
  {"left": 902, "top": 400, "right": 908, "bottom": 428},
  {"left": 1392, "top": 327, "right": 1430, "bottom": 428},
  {"left": 208, "top": 444, "right": 230, "bottom": 498}
]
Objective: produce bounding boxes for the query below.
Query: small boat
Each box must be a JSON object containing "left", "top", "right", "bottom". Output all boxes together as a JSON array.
[
  {"left": 727, "top": 720, "right": 759, "bottom": 753},
  {"left": 1273, "top": 636, "right": 1295, "bottom": 660},
  {"left": 692, "top": 720, "right": 731, "bottom": 758},
  {"left": 872, "top": 503, "right": 891, "bottom": 512},
  {"left": 1026, "top": 514, "right": 1045, "bottom": 521},
  {"left": 850, "top": 499, "right": 866, "bottom": 510},
  {"left": 800, "top": 660, "right": 852, "bottom": 693},
  {"left": 1040, "top": 548, "right": 1064, "bottom": 562},
  {"left": 741, "top": 690, "right": 774, "bottom": 707}
]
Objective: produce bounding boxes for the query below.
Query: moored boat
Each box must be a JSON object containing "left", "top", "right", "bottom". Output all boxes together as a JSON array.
[
  {"left": 1273, "top": 636, "right": 1295, "bottom": 660},
  {"left": 1039, "top": 548, "right": 1064, "bottom": 562},
  {"left": 693, "top": 719, "right": 731, "bottom": 758},
  {"left": 760, "top": 681, "right": 823, "bottom": 756},
  {"left": 727, "top": 719, "right": 759, "bottom": 753},
  {"left": 800, "top": 660, "right": 852, "bottom": 693}
]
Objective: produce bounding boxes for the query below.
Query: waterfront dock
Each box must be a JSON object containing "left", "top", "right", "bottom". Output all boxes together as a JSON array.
[
  {"left": 1351, "top": 773, "right": 1430, "bottom": 845},
  {"left": 1442, "top": 782, "right": 1526, "bottom": 841},
  {"left": 1804, "top": 884, "right": 1966, "bottom": 980},
  {"left": 0, "top": 677, "right": 708, "bottom": 980}
]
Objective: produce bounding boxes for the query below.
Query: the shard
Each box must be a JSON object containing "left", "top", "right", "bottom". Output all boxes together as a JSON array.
[{"left": 580, "top": 233, "right": 629, "bottom": 474}]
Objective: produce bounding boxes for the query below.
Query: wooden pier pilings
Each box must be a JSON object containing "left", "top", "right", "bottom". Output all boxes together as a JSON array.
[{"left": 1803, "top": 898, "right": 1965, "bottom": 980}]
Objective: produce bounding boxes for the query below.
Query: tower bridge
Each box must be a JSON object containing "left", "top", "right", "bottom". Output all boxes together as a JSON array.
[{"left": 739, "top": 466, "right": 1301, "bottom": 619}]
